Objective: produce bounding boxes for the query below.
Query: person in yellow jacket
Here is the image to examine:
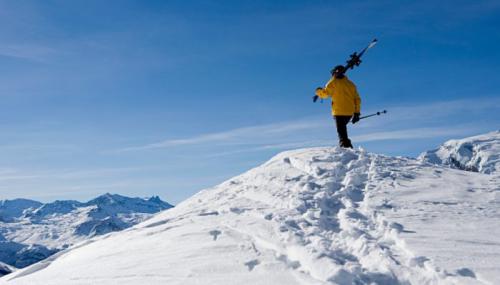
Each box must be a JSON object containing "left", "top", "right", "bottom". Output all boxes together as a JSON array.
[{"left": 315, "top": 65, "right": 361, "bottom": 148}]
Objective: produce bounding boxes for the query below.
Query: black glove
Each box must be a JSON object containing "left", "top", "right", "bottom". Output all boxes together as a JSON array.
[
  {"left": 352, "top": 113, "right": 360, "bottom": 124},
  {"left": 313, "top": 95, "right": 319, "bottom": 102}
]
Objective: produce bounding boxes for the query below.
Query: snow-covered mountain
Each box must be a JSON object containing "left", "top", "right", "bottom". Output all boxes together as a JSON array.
[
  {"left": 419, "top": 130, "right": 500, "bottom": 174},
  {"left": 0, "top": 262, "right": 16, "bottom": 277},
  {"left": 0, "top": 199, "right": 42, "bottom": 223},
  {"left": 0, "top": 194, "right": 172, "bottom": 270},
  {"left": 2, "top": 132, "right": 499, "bottom": 285}
]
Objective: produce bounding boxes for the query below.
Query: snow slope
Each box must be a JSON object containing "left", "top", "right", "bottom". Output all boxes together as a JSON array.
[
  {"left": 3, "top": 136, "right": 499, "bottom": 284},
  {"left": 419, "top": 130, "right": 500, "bottom": 174},
  {"left": 0, "top": 194, "right": 172, "bottom": 269}
]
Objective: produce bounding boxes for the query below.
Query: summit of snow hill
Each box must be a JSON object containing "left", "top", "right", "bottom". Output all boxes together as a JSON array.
[{"left": 2, "top": 132, "right": 500, "bottom": 285}]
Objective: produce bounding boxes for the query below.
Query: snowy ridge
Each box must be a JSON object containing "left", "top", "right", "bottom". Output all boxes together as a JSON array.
[
  {"left": 3, "top": 145, "right": 498, "bottom": 285},
  {"left": 419, "top": 130, "right": 500, "bottom": 174},
  {"left": 0, "top": 199, "right": 42, "bottom": 223},
  {"left": 0, "top": 262, "right": 16, "bottom": 277},
  {"left": 0, "top": 194, "right": 172, "bottom": 269}
]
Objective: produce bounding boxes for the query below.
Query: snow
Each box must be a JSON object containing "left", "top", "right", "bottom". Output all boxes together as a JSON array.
[
  {"left": 0, "top": 194, "right": 172, "bottom": 269},
  {"left": 364, "top": 155, "right": 500, "bottom": 284},
  {"left": 1, "top": 132, "right": 499, "bottom": 285},
  {"left": 419, "top": 130, "right": 500, "bottom": 174}
]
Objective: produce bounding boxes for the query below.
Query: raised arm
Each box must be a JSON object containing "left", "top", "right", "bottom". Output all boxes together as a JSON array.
[{"left": 315, "top": 78, "right": 335, "bottom": 99}]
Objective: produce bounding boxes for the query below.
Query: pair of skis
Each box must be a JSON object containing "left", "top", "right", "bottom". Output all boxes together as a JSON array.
[
  {"left": 342, "top": 38, "right": 378, "bottom": 75},
  {"left": 313, "top": 38, "right": 377, "bottom": 104}
]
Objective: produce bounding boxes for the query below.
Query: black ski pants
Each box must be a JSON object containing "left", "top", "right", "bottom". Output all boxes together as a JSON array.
[{"left": 334, "top": 115, "right": 353, "bottom": 148}]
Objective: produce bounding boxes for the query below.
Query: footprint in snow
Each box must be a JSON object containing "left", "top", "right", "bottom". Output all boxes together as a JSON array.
[
  {"left": 199, "top": 211, "right": 219, "bottom": 216},
  {"left": 409, "top": 256, "right": 430, "bottom": 267},
  {"left": 456, "top": 268, "right": 476, "bottom": 278},
  {"left": 145, "top": 220, "right": 169, "bottom": 228},
  {"left": 390, "top": 222, "right": 416, "bottom": 234},
  {"left": 209, "top": 230, "right": 222, "bottom": 241},
  {"left": 244, "top": 259, "right": 260, "bottom": 271},
  {"left": 230, "top": 207, "right": 245, "bottom": 214}
]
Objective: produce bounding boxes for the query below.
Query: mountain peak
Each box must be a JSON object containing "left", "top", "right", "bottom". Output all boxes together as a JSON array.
[
  {"left": 0, "top": 199, "right": 43, "bottom": 222},
  {"left": 147, "top": 195, "right": 162, "bottom": 203},
  {"left": 85, "top": 193, "right": 172, "bottom": 212},
  {"left": 28, "top": 200, "right": 83, "bottom": 219},
  {"left": 89, "top": 192, "right": 121, "bottom": 203},
  {"left": 419, "top": 130, "right": 500, "bottom": 174}
]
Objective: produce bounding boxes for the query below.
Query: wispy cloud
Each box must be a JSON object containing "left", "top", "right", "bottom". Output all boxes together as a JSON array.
[
  {"left": 0, "top": 167, "right": 149, "bottom": 182},
  {"left": 354, "top": 97, "right": 500, "bottom": 130},
  {"left": 115, "top": 97, "right": 499, "bottom": 154},
  {"left": 352, "top": 126, "right": 478, "bottom": 142},
  {"left": 386, "top": 97, "right": 500, "bottom": 119},
  {"left": 0, "top": 44, "right": 57, "bottom": 62},
  {"left": 0, "top": 143, "right": 81, "bottom": 152},
  {"left": 204, "top": 125, "right": 480, "bottom": 158},
  {"left": 117, "top": 118, "right": 325, "bottom": 152},
  {"left": 203, "top": 140, "right": 333, "bottom": 158}
]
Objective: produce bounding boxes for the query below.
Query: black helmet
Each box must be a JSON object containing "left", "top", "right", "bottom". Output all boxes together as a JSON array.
[{"left": 331, "top": 65, "right": 345, "bottom": 77}]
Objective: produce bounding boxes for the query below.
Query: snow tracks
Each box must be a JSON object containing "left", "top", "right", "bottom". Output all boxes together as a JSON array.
[
  {"left": 3, "top": 147, "right": 487, "bottom": 285},
  {"left": 185, "top": 147, "right": 454, "bottom": 284},
  {"left": 246, "top": 148, "right": 448, "bottom": 284}
]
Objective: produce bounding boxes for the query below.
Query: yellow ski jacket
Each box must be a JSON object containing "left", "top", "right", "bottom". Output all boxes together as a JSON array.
[{"left": 316, "top": 76, "right": 361, "bottom": 116}]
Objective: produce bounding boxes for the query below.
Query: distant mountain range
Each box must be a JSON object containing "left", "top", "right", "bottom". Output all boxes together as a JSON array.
[{"left": 0, "top": 193, "right": 173, "bottom": 274}]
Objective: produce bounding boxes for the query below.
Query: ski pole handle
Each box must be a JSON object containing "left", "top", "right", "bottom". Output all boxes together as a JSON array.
[{"left": 354, "top": 110, "right": 387, "bottom": 123}]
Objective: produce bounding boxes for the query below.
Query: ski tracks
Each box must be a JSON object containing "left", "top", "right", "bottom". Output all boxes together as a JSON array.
[{"left": 152, "top": 147, "right": 478, "bottom": 284}]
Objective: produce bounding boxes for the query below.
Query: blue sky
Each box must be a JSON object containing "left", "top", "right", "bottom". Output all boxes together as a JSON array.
[{"left": 0, "top": 0, "right": 499, "bottom": 204}]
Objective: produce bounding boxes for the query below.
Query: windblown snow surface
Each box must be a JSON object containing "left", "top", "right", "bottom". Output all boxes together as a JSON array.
[{"left": 2, "top": 136, "right": 500, "bottom": 284}]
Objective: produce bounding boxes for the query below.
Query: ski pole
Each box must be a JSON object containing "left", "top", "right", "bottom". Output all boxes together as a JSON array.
[{"left": 356, "top": 110, "right": 387, "bottom": 122}]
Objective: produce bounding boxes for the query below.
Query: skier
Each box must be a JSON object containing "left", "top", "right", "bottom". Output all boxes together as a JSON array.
[{"left": 314, "top": 65, "right": 361, "bottom": 148}]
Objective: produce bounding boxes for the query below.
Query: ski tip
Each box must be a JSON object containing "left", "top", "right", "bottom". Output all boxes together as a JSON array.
[{"left": 368, "top": 39, "right": 378, "bottom": 48}]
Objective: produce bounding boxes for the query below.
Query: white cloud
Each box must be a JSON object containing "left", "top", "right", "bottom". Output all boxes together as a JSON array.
[
  {"left": 204, "top": 140, "right": 333, "bottom": 158},
  {"left": 352, "top": 126, "right": 477, "bottom": 142},
  {"left": 115, "top": 97, "right": 500, "bottom": 153},
  {"left": 117, "top": 118, "right": 325, "bottom": 152},
  {"left": 0, "top": 44, "right": 57, "bottom": 62},
  {"left": 0, "top": 167, "right": 149, "bottom": 182},
  {"left": 386, "top": 97, "right": 500, "bottom": 119}
]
